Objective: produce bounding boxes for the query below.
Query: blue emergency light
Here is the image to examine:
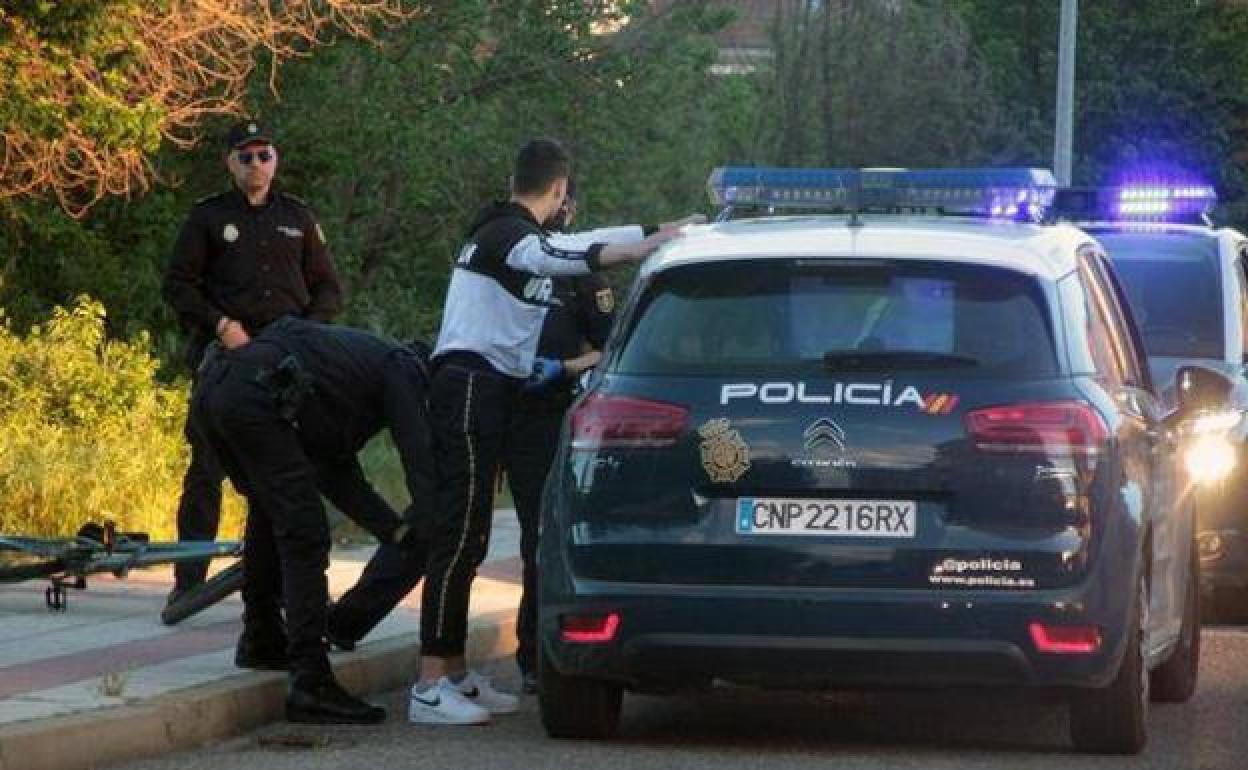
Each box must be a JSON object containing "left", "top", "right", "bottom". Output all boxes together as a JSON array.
[
  {"left": 707, "top": 166, "right": 1058, "bottom": 221},
  {"left": 1053, "top": 182, "right": 1217, "bottom": 224}
]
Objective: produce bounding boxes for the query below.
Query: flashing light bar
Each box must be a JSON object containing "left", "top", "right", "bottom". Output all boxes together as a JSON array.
[
  {"left": 1053, "top": 183, "right": 1217, "bottom": 224},
  {"left": 708, "top": 166, "right": 1057, "bottom": 221}
]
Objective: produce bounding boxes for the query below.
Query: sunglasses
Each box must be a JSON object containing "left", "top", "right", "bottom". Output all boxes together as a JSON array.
[{"left": 236, "top": 149, "right": 274, "bottom": 166}]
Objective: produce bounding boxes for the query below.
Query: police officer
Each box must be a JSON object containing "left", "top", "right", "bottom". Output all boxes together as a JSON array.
[
  {"left": 191, "top": 316, "right": 433, "bottom": 723},
  {"left": 410, "top": 137, "right": 701, "bottom": 725},
  {"left": 502, "top": 178, "right": 613, "bottom": 694},
  {"left": 163, "top": 121, "right": 343, "bottom": 603}
]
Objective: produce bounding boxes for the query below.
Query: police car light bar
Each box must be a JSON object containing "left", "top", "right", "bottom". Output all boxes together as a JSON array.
[
  {"left": 707, "top": 166, "right": 1058, "bottom": 221},
  {"left": 1053, "top": 184, "right": 1218, "bottom": 224}
]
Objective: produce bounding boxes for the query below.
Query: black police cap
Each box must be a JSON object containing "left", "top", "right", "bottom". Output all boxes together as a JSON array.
[{"left": 225, "top": 121, "right": 274, "bottom": 151}]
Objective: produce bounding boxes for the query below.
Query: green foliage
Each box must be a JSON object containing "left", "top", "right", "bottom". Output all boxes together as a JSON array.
[
  {"left": 749, "top": 0, "right": 1018, "bottom": 168},
  {"left": 951, "top": 0, "right": 1248, "bottom": 197},
  {"left": 0, "top": 296, "right": 244, "bottom": 538},
  {"left": 237, "top": 0, "right": 749, "bottom": 340},
  {"left": 0, "top": 1, "right": 161, "bottom": 148}
]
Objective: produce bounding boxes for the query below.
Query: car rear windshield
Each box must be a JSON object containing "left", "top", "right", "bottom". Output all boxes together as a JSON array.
[
  {"left": 1098, "top": 232, "right": 1223, "bottom": 359},
  {"left": 613, "top": 259, "right": 1059, "bottom": 379}
]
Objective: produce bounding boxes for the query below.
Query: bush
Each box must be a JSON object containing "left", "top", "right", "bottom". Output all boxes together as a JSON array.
[{"left": 0, "top": 296, "right": 244, "bottom": 539}]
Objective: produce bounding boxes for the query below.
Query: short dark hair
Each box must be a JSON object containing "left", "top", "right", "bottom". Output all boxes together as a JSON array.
[{"left": 513, "top": 138, "right": 571, "bottom": 196}]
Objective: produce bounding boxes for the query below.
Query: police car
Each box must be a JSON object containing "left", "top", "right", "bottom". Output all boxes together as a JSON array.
[
  {"left": 537, "top": 167, "right": 1207, "bottom": 754},
  {"left": 1054, "top": 182, "right": 1248, "bottom": 620}
]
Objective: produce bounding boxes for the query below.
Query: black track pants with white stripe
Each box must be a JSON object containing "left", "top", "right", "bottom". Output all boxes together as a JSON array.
[{"left": 420, "top": 364, "right": 517, "bottom": 657}]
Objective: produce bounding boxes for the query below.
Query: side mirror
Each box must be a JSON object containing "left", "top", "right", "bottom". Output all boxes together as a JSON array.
[{"left": 1175, "top": 365, "right": 1234, "bottom": 414}]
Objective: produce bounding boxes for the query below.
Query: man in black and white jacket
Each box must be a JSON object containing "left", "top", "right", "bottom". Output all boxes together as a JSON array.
[{"left": 409, "top": 137, "right": 701, "bottom": 725}]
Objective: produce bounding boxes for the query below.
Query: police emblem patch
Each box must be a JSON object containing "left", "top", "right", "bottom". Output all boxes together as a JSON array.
[
  {"left": 223, "top": 224, "right": 239, "bottom": 243},
  {"left": 595, "top": 288, "right": 615, "bottom": 314},
  {"left": 699, "top": 418, "right": 751, "bottom": 483}
]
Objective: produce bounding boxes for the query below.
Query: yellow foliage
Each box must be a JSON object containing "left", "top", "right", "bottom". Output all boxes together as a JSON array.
[{"left": 0, "top": 296, "right": 244, "bottom": 539}]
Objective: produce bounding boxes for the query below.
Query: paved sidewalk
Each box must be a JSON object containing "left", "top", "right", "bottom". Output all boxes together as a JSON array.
[{"left": 0, "top": 510, "right": 524, "bottom": 770}]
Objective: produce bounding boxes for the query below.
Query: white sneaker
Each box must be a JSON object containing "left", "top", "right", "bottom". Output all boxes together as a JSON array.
[
  {"left": 457, "top": 670, "right": 520, "bottom": 715},
  {"left": 408, "top": 677, "right": 491, "bottom": 725}
]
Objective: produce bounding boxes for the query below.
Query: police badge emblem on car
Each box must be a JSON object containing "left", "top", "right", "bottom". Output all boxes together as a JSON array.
[{"left": 698, "top": 418, "right": 750, "bottom": 483}]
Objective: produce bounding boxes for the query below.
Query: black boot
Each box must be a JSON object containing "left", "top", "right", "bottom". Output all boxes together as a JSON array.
[
  {"left": 286, "top": 672, "right": 386, "bottom": 724},
  {"left": 234, "top": 630, "right": 289, "bottom": 671}
]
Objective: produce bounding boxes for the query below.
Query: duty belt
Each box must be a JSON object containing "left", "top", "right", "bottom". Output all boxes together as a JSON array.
[{"left": 199, "top": 343, "right": 314, "bottom": 423}]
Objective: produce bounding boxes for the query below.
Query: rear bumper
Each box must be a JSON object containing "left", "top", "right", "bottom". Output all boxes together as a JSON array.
[{"left": 541, "top": 583, "right": 1130, "bottom": 692}]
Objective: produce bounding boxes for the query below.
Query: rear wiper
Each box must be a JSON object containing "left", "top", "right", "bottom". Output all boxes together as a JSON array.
[{"left": 822, "top": 349, "right": 980, "bottom": 370}]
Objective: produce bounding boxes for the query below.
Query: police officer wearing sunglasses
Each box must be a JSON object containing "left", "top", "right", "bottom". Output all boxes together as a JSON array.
[{"left": 162, "top": 121, "right": 343, "bottom": 607}]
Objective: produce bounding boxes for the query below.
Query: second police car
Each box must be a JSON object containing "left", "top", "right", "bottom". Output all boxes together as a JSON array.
[
  {"left": 1054, "top": 182, "right": 1248, "bottom": 621},
  {"left": 537, "top": 167, "right": 1212, "bottom": 754}
]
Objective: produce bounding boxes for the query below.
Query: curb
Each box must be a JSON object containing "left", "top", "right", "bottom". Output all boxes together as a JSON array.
[{"left": 0, "top": 609, "right": 517, "bottom": 770}]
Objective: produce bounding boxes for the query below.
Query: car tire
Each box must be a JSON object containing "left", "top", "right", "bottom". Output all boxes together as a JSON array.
[
  {"left": 1069, "top": 571, "right": 1148, "bottom": 755},
  {"left": 1150, "top": 541, "right": 1201, "bottom": 703},
  {"left": 538, "top": 646, "right": 623, "bottom": 740}
]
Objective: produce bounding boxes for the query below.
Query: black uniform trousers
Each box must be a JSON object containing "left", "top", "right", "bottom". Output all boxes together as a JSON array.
[
  {"left": 502, "top": 391, "right": 571, "bottom": 675},
  {"left": 420, "top": 362, "right": 519, "bottom": 657},
  {"left": 174, "top": 369, "right": 228, "bottom": 591},
  {"left": 327, "top": 539, "right": 427, "bottom": 643},
  {"left": 192, "top": 358, "right": 332, "bottom": 677}
]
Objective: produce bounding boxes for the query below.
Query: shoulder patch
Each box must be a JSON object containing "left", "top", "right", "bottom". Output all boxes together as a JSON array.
[
  {"left": 193, "top": 191, "right": 229, "bottom": 207},
  {"left": 278, "top": 191, "right": 310, "bottom": 208}
]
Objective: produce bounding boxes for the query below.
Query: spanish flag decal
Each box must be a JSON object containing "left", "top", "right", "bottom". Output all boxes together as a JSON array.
[{"left": 923, "top": 394, "right": 960, "bottom": 415}]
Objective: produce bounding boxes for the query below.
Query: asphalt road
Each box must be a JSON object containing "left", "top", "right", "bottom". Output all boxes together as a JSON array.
[{"left": 119, "top": 627, "right": 1248, "bottom": 770}]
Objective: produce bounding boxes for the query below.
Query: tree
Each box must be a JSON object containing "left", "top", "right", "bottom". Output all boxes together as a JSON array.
[
  {"left": 750, "top": 0, "right": 1016, "bottom": 168},
  {"left": 951, "top": 0, "right": 1248, "bottom": 198},
  {"left": 0, "top": 0, "right": 412, "bottom": 215},
  {"left": 0, "top": 1, "right": 756, "bottom": 344}
]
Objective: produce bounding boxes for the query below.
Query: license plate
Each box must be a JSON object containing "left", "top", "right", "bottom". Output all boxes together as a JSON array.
[{"left": 736, "top": 498, "right": 917, "bottom": 538}]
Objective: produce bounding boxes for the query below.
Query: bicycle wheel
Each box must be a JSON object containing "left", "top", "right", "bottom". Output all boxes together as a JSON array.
[{"left": 161, "top": 560, "right": 244, "bottom": 625}]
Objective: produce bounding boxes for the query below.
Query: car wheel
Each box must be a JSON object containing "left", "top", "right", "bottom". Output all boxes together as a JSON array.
[
  {"left": 1069, "top": 571, "right": 1148, "bottom": 755},
  {"left": 1150, "top": 541, "right": 1201, "bottom": 702},
  {"left": 538, "top": 646, "right": 623, "bottom": 740}
]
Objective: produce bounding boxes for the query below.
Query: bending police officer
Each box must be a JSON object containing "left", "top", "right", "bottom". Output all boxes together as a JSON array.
[
  {"left": 163, "top": 121, "right": 343, "bottom": 604},
  {"left": 191, "top": 317, "right": 432, "bottom": 724}
]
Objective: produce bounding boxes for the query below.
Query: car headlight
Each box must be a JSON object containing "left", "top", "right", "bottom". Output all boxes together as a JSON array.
[{"left": 1185, "top": 435, "right": 1237, "bottom": 483}]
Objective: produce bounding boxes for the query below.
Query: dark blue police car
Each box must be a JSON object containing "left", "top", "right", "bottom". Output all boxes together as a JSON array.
[{"left": 538, "top": 168, "right": 1206, "bottom": 754}]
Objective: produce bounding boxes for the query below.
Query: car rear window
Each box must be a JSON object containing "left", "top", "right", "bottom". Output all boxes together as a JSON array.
[
  {"left": 1097, "top": 232, "right": 1223, "bottom": 359},
  {"left": 613, "top": 259, "right": 1059, "bottom": 379}
]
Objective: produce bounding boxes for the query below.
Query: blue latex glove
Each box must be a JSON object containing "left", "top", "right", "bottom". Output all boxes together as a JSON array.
[{"left": 524, "top": 357, "right": 565, "bottom": 393}]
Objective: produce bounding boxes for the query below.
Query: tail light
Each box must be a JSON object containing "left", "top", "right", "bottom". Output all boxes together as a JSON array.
[
  {"left": 571, "top": 393, "right": 689, "bottom": 450},
  {"left": 560, "top": 612, "right": 621, "bottom": 643},
  {"left": 964, "top": 401, "right": 1108, "bottom": 456},
  {"left": 1029, "top": 621, "right": 1102, "bottom": 654}
]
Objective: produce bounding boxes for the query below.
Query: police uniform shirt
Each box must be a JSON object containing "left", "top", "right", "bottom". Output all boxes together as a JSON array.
[
  {"left": 163, "top": 187, "right": 343, "bottom": 338},
  {"left": 227, "top": 318, "right": 433, "bottom": 540},
  {"left": 535, "top": 273, "right": 613, "bottom": 366},
  {"left": 433, "top": 202, "right": 647, "bottom": 379}
]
